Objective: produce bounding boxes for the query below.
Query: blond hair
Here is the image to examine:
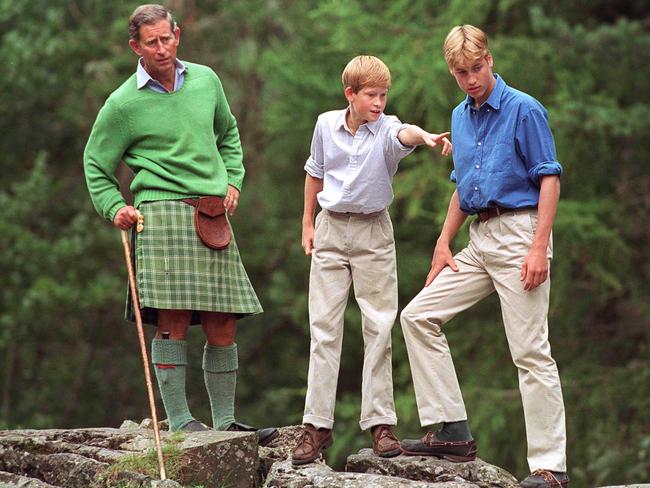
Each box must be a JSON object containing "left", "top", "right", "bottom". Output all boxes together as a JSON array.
[
  {"left": 443, "top": 25, "right": 490, "bottom": 69},
  {"left": 342, "top": 55, "right": 391, "bottom": 92}
]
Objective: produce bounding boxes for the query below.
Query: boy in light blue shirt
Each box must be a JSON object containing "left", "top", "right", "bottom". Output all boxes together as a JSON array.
[{"left": 292, "top": 55, "right": 452, "bottom": 465}]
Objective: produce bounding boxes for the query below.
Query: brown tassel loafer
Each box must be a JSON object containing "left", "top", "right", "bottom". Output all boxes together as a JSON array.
[{"left": 400, "top": 431, "right": 477, "bottom": 462}]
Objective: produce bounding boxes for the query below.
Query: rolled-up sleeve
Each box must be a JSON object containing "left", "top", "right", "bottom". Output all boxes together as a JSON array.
[
  {"left": 304, "top": 119, "right": 324, "bottom": 178},
  {"left": 515, "top": 108, "right": 563, "bottom": 187}
]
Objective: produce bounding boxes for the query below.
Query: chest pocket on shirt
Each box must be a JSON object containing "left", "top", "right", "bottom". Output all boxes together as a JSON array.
[{"left": 487, "top": 141, "right": 512, "bottom": 175}]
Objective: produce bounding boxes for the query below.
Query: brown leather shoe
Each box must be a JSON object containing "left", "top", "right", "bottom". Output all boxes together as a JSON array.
[
  {"left": 291, "top": 424, "right": 333, "bottom": 466},
  {"left": 519, "top": 470, "right": 569, "bottom": 487},
  {"left": 371, "top": 424, "right": 401, "bottom": 457},
  {"left": 400, "top": 431, "right": 477, "bottom": 462}
]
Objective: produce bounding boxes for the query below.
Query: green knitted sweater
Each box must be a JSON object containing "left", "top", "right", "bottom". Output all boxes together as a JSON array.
[{"left": 83, "top": 62, "right": 244, "bottom": 221}]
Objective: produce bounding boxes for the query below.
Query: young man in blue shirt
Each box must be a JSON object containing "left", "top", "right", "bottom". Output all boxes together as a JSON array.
[{"left": 399, "top": 26, "right": 568, "bottom": 488}]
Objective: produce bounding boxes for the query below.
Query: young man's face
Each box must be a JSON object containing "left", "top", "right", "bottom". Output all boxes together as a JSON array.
[
  {"left": 346, "top": 85, "right": 388, "bottom": 123},
  {"left": 450, "top": 54, "right": 496, "bottom": 107},
  {"left": 129, "top": 19, "right": 180, "bottom": 79}
]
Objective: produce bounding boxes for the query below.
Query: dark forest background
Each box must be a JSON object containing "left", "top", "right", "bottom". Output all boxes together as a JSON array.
[{"left": 1, "top": 1, "right": 649, "bottom": 486}]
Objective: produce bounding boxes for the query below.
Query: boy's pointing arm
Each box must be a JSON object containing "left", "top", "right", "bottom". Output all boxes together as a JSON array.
[{"left": 398, "top": 125, "right": 452, "bottom": 155}]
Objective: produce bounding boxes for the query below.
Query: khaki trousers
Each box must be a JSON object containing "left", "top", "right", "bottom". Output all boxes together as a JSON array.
[
  {"left": 303, "top": 209, "right": 398, "bottom": 430},
  {"left": 400, "top": 209, "right": 566, "bottom": 472}
]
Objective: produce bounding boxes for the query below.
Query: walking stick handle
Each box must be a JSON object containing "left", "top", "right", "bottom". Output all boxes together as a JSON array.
[{"left": 121, "top": 228, "right": 167, "bottom": 480}]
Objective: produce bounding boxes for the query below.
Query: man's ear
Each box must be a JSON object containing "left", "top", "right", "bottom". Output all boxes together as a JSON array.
[
  {"left": 486, "top": 53, "right": 494, "bottom": 68},
  {"left": 129, "top": 39, "right": 142, "bottom": 57},
  {"left": 174, "top": 26, "right": 181, "bottom": 43}
]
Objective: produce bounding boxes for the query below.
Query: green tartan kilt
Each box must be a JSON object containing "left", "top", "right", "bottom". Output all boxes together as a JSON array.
[{"left": 125, "top": 199, "right": 263, "bottom": 325}]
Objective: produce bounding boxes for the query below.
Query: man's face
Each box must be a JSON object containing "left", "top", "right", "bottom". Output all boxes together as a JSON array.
[
  {"left": 450, "top": 54, "right": 495, "bottom": 107},
  {"left": 129, "top": 19, "right": 180, "bottom": 78},
  {"left": 346, "top": 85, "right": 388, "bottom": 123}
]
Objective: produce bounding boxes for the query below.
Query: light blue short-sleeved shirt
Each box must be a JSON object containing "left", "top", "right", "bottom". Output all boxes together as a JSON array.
[
  {"left": 304, "top": 109, "right": 414, "bottom": 214},
  {"left": 450, "top": 75, "right": 563, "bottom": 214}
]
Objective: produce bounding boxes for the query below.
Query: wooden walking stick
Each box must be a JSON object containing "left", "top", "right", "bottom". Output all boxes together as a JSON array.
[{"left": 120, "top": 214, "right": 167, "bottom": 481}]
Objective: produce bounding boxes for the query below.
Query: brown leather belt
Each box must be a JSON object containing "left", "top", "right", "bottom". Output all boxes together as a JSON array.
[{"left": 476, "top": 206, "right": 536, "bottom": 222}]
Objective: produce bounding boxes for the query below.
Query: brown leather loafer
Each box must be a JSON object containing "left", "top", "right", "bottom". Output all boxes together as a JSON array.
[
  {"left": 291, "top": 424, "right": 333, "bottom": 466},
  {"left": 400, "top": 431, "right": 477, "bottom": 462},
  {"left": 519, "top": 470, "right": 569, "bottom": 487},
  {"left": 371, "top": 424, "right": 401, "bottom": 457}
]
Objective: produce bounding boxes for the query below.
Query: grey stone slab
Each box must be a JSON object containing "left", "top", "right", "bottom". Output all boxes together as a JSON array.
[
  {"left": 0, "top": 427, "right": 259, "bottom": 488},
  {"left": 597, "top": 485, "right": 650, "bottom": 488},
  {"left": 346, "top": 448, "right": 518, "bottom": 488},
  {"left": 264, "top": 458, "right": 480, "bottom": 487},
  {"left": 0, "top": 470, "right": 59, "bottom": 487}
]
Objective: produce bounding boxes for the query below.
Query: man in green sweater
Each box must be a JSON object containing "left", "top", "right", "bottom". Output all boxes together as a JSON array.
[{"left": 84, "top": 4, "right": 277, "bottom": 445}]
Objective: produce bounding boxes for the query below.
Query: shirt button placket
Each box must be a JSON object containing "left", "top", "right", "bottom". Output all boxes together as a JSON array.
[
  {"left": 473, "top": 113, "right": 487, "bottom": 208},
  {"left": 345, "top": 132, "right": 360, "bottom": 199},
  {"left": 471, "top": 149, "right": 481, "bottom": 207}
]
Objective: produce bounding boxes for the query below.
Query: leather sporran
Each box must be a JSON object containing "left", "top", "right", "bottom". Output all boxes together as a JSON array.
[{"left": 182, "top": 196, "right": 231, "bottom": 249}]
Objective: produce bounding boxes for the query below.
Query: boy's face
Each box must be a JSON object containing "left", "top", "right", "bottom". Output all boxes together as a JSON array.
[
  {"left": 450, "top": 54, "right": 495, "bottom": 107},
  {"left": 345, "top": 85, "right": 388, "bottom": 123}
]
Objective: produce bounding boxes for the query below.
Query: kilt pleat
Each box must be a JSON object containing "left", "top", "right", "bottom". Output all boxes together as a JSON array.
[{"left": 125, "top": 200, "right": 262, "bottom": 325}]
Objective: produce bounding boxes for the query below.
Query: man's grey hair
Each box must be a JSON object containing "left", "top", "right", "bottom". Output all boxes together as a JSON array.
[{"left": 128, "top": 4, "right": 176, "bottom": 42}]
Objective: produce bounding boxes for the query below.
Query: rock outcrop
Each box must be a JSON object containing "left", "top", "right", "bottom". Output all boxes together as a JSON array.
[
  {"left": 3, "top": 423, "right": 646, "bottom": 487},
  {"left": 2, "top": 423, "right": 520, "bottom": 487},
  {"left": 0, "top": 426, "right": 257, "bottom": 487}
]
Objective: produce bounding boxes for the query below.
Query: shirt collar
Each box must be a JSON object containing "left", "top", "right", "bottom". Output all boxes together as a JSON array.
[
  {"left": 463, "top": 73, "right": 506, "bottom": 111},
  {"left": 365, "top": 116, "right": 379, "bottom": 134},
  {"left": 337, "top": 107, "right": 380, "bottom": 135},
  {"left": 135, "top": 58, "right": 187, "bottom": 90}
]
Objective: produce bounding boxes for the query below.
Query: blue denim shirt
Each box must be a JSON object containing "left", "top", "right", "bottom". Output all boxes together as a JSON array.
[{"left": 450, "top": 75, "right": 563, "bottom": 215}]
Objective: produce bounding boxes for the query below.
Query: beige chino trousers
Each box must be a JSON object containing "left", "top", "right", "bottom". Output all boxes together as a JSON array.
[
  {"left": 400, "top": 209, "right": 566, "bottom": 472},
  {"left": 303, "top": 209, "right": 398, "bottom": 430}
]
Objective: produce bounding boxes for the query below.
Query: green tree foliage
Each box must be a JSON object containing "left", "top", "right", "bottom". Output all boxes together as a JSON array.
[{"left": 0, "top": 1, "right": 648, "bottom": 486}]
